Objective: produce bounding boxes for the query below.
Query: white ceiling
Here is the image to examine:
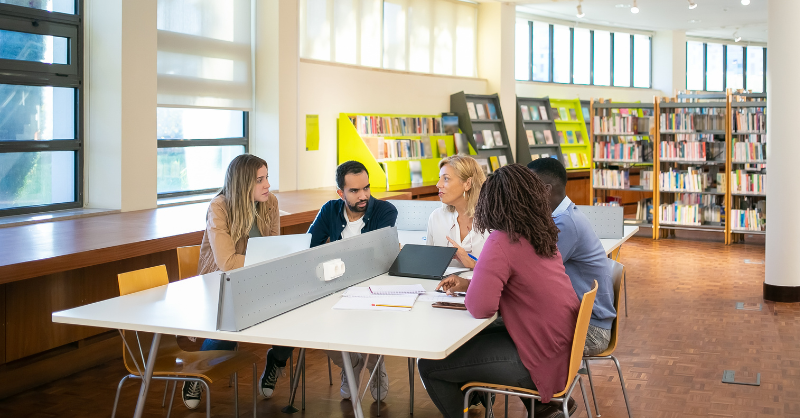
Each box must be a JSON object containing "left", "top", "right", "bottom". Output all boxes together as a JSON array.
[{"left": 512, "top": 0, "right": 768, "bottom": 44}]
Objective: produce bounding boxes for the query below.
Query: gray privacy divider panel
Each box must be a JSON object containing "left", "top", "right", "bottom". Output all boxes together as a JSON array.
[
  {"left": 577, "top": 205, "right": 623, "bottom": 239},
  {"left": 392, "top": 200, "right": 442, "bottom": 231},
  {"left": 217, "top": 226, "right": 401, "bottom": 332}
]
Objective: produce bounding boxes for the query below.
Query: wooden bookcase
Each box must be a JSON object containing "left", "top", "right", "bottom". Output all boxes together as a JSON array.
[
  {"left": 728, "top": 92, "right": 767, "bottom": 243},
  {"left": 515, "top": 96, "right": 564, "bottom": 166},
  {"left": 450, "top": 92, "right": 515, "bottom": 172},
  {"left": 589, "top": 100, "right": 655, "bottom": 231},
  {"left": 549, "top": 97, "right": 591, "bottom": 170}
]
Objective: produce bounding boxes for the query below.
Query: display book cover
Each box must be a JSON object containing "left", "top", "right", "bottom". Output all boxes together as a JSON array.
[{"left": 388, "top": 244, "right": 458, "bottom": 280}]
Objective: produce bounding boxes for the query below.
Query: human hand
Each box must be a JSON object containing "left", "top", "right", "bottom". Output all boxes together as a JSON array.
[
  {"left": 435, "top": 274, "right": 470, "bottom": 295},
  {"left": 446, "top": 237, "right": 476, "bottom": 269}
]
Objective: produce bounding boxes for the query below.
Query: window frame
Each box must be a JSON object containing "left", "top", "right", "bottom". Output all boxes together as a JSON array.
[
  {"left": 687, "top": 41, "right": 767, "bottom": 93},
  {"left": 156, "top": 109, "right": 250, "bottom": 198},
  {"left": 0, "top": 1, "right": 83, "bottom": 218}
]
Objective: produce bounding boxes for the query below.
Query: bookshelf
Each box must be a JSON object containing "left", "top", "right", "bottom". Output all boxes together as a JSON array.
[
  {"left": 450, "top": 92, "right": 515, "bottom": 174},
  {"left": 549, "top": 97, "right": 591, "bottom": 170},
  {"left": 589, "top": 100, "right": 655, "bottom": 231},
  {"left": 728, "top": 92, "right": 767, "bottom": 242},
  {"left": 654, "top": 92, "right": 730, "bottom": 241},
  {"left": 337, "top": 113, "right": 460, "bottom": 188},
  {"left": 514, "top": 96, "right": 564, "bottom": 167}
]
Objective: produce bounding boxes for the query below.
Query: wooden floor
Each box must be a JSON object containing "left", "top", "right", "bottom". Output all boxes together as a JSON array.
[{"left": 1, "top": 236, "right": 792, "bottom": 418}]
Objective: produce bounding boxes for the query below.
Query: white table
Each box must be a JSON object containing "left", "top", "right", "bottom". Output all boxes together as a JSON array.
[
  {"left": 53, "top": 273, "right": 496, "bottom": 418},
  {"left": 601, "top": 225, "right": 638, "bottom": 256}
]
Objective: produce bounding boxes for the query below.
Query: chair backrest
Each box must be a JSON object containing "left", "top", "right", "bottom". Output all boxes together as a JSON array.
[
  {"left": 576, "top": 205, "right": 623, "bottom": 239},
  {"left": 176, "top": 245, "right": 201, "bottom": 280},
  {"left": 390, "top": 200, "right": 442, "bottom": 231},
  {"left": 605, "top": 258, "right": 625, "bottom": 353},
  {"left": 563, "top": 280, "right": 598, "bottom": 391},
  {"left": 117, "top": 265, "right": 178, "bottom": 375}
]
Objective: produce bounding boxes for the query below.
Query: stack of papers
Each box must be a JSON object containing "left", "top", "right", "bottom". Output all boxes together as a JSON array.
[{"left": 334, "top": 286, "right": 420, "bottom": 311}]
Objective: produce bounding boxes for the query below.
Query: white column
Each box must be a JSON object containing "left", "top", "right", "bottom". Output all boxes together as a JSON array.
[
  {"left": 652, "top": 30, "right": 686, "bottom": 97},
  {"left": 84, "top": 0, "right": 157, "bottom": 211},
  {"left": 765, "top": 0, "right": 800, "bottom": 299},
  {"left": 253, "top": 0, "right": 299, "bottom": 192},
  {"left": 477, "top": 2, "right": 516, "bottom": 159}
]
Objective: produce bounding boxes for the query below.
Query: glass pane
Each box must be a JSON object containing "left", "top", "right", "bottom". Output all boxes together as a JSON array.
[
  {"left": 0, "top": 84, "right": 74, "bottom": 141},
  {"left": 360, "top": 0, "right": 382, "bottom": 67},
  {"left": 613, "top": 33, "right": 631, "bottom": 87},
  {"left": 301, "top": 0, "right": 331, "bottom": 60},
  {"left": 157, "top": 108, "right": 244, "bottom": 140},
  {"left": 431, "top": 0, "right": 455, "bottom": 75},
  {"left": 593, "top": 30, "right": 611, "bottom": 86},
  {"left": 746, "top": 46, "right": 764, "bottom": 93},
  {"left": 633, "top": 34, "right": 650, "bottom": 88},
  {"left": 333, "top": 0, "right": 358, "bottom": 65},
  {"left": 0, "top": 151, "right": 75, "bottom": 210},
  {"left": 726, "top": 45, "right": 744, "bottom": 90},
  {"left": 453, "top": 4, "right": 476, "bottom": 78},
  {"left": 408, "top": 0, "right": 432, "bottom": 74},
  {"left": 0, "top": 0, "right": 75, "bottom": 14},
  {"left": 383, "top": 1, "right": 407, "bottom": 71},
  {"left": 552, "top": 24, "right": 570, "bottom": 84},
  {"left": 531, "top": 21, "right": 549, "bottom": 82},
  {"left": 686, "top": 41, "right": 704, "bottom": 90},
  {"left": 157, "top": 146, "right": 245, "bottom": 194},
  {"left": 572, "top": 27, "right": 590, "bottom": 85},
  {"left": 515, "top": 19, "right": 530, "bottom": 81},
  {"left": 0, "top": 29, "right": 68, "bottom": 65},
  {"left": 706, "top": 43, "right": 723, "bottom": 91}
]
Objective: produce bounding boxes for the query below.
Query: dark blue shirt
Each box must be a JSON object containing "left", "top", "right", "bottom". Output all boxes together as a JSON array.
[{"left": 307, "top": 196, "right": 398, "bottom": 247}]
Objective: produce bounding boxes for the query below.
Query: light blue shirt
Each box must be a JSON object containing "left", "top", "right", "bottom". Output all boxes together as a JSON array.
[{"left": 553, "top": 197, "right": 616, "bottom": 329}]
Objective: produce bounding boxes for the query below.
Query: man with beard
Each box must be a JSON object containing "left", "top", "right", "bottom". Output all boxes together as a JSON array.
[{"left": 307, "top": 160, "right": 398, "bottom": 401}]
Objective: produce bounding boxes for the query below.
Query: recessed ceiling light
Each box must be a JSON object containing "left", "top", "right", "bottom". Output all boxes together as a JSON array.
[
  {"left": 576, "top": 3, "right": 585, "bottom": 18},
  {"left": 742, "top": 0, "right": 751, "bottom": 5},
  {"left": 631, "top": 0, "right": 639, "bottom": 13},
  {"left": 615, "top": 4, "right": 631, "bottom": 8},
  {"left": 688, "top": 0, "right": 698, "bottom": 9},
  {"left": 734, "top": 30, "right": 741, "bottom": 42},
  {"left": 688, "top": 19, "right": 702, "bottom": 23}
]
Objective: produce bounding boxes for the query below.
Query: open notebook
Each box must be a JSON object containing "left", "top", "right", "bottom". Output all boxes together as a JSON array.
[{"left": 333, "top": 285, "right": 423, "bottom": 311}]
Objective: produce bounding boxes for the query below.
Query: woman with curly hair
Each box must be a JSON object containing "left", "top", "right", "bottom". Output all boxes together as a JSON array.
[{"left": 418, "top": 164, "right": 581, "bottom": 418}]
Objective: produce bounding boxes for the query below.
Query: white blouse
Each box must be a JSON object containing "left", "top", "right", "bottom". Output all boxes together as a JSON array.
[{"left": 425, "top": 206, "right": 489, "bottom": 269}]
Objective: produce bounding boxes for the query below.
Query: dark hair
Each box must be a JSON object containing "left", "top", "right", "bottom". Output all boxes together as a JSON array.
[
  {"left": 474, "top": 164, "right": 560, "bottom": 258},
  {"left": 527, "top": 157, "right": 567, "bottom": 188},
  {"left": 336, "top": 160, "right": 369, "bottom": 190}
]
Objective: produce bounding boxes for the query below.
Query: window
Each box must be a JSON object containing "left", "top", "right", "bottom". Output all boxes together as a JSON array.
[
  {"left": 515, "top": 18, "right": 651, "bottom": 89},
  {"left": 685, "top": 41, "right": 766, "bottom": 92},
  {"left": 301, "top": 0, "right": 477, "bottom": 78},
  {"left": 0, "top": 1, "right": 82, "bottom": 216}
]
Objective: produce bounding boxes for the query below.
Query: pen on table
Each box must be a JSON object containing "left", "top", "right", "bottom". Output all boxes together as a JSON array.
[
  {"left": 435, "top": 290, "right": 467, "bottom": 297},
  {"left": 372, "top": 304, "right": 413, "bottom": 308}
]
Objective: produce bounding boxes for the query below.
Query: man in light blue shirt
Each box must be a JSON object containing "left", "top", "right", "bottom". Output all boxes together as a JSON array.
[{"left": 528, "top": 158, "right": 616, "bottom": 356}]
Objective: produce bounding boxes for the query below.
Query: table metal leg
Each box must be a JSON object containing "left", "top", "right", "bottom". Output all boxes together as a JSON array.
[
  {"left": 408, "top": 358, "right": 415, "bottom": 415},
  {"left": 281, "top": 348, "right": 306, "bottom": 414},
  {"left": 132, "top": 333, "right": 161, "bottom": 418},
  {"left": 342, "top": 351, "right": 365, "bottom": 418}
]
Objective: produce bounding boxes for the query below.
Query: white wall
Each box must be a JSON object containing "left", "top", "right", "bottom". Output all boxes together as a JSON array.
[{"left": 295, "top": 60, "right": 489, "bottom": 190}]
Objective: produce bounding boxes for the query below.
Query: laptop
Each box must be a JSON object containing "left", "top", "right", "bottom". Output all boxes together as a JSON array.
[
  {"left": 388, "top": 244, "right": 458, "bottom": 280},
  {"left": 244, "top": 234, "right": 312, "bottom": 267}
]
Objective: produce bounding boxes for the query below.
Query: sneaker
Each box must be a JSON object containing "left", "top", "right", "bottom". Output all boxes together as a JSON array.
[
  {"left": 182, "top": 381, "right": 202, "bottom": 409},
  {"left": 534, "top": 398, "right": 577, "bottom": 418},
  {"left": 340, "top": 358, "right": 365, "bottom": 400},
  {"left": 259, "top": 348, "right": 286, "bottom": 398},
  {"left": 466, "top": 392, "right": 495, "bottom": 411},
  {"left": 369, "top": 361, "right": 389, "bottom": 401}
]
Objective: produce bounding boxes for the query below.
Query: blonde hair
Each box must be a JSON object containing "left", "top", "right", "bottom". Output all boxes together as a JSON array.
[
  {"left": 439, "top": 155, "right": 486, "bottom": 218},
  {"left": 219, "top": 154, "right": 272, "bottom": 244}
]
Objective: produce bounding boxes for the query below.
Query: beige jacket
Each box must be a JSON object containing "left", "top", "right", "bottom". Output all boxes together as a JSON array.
[{"left": 197, "top": 194, "right": 280, "bottom": 275}]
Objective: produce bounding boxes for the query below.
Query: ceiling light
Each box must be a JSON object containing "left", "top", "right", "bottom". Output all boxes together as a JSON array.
[
  {"left": 576, "top": 3, "right": 585, "bottom": 18},
  {"left": 688, "top": 19, "right": 702, "bottom": 23},
  {"left": 688, "top": 0, "right": 697, "bottom": 9},
  {"left": 734, "top": 31, "right": 741, "bottom": 42},
  {"left": 615, "top": 4, "right": 631, "bottom": 8},
  {"left": 631, "top": 0, "right": 639, "bottom": 13},
  {"left": 741, "top": 0, "right": 750, "bottom": 5}
]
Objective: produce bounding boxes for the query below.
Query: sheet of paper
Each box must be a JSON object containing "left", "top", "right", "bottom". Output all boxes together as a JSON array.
[
  {"left": 398, "top": 230, "right": 427, "bottom": 246},
  {"left": 368, "top": 284, "right": 426, "bottom": 295},
  {"left": 332, "top": 294, "right": 418, "bottom": 311},
  {"left": 418, "top": 292, "right": 466, "bottom": 303}
]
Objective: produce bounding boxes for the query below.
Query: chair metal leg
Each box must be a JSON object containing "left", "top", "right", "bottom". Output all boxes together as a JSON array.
[
  {"left": 504, "top": 395, "right": 508, "bottom": 418},
  {"left": 281, "top": 348, "right": 306, "bottom": 414},
  {"left": 165, "top": 381, "right": 177, "bottom": 418},
  {"left": 233, "top": 372, "right": 239, "bottom": 418},
  {"left": 408, "top": 358, "right": 415, "bottom": 415},
  {"left": 612, "top": 356, "right": 633, "bottom": 418},
  {"left": 199, "top": 380, "right": 211, "bottom": 418},
  {"left": 253, "top": 363, "right": 257, "bottom": 418},
  {"left": 579, "top": 376, "right": 594, "bottom": 418},
  {"left": 377, "top": 357, "right": 382, "bottom": 417},
  {"left": 111, "top": 375, "right": 131, "bottom": 418},
  {"left": 584, "top": 360, "right": 601, "bottom": 416},
  {"left": 328, "top": 356, "right": 333, "bottom": 385},
  {"left": 484, "top": 392, "right": 492, "bottom": 418},
  {"left": 162, "top": 379, "right": 169, "bottom": 407},
  {"left": 301, "top": 354, "right": 306, "bottom": 411},
  {"left": 463, "top": 387, "right": 478, "bottom": 418}
]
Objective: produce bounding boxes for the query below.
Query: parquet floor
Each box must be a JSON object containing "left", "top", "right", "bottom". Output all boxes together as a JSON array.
[{"left": 2, "top": 237, "right": 795, "bottom": 418}]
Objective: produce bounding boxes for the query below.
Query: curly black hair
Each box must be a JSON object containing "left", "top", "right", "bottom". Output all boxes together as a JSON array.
[{"left": 474, "top": 164, "right": 560, "bottom": 258}]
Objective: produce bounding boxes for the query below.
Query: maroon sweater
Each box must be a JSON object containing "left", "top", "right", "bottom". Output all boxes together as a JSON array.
[{"left": 465, "top": 230, "right": 580, "bottom": 403}]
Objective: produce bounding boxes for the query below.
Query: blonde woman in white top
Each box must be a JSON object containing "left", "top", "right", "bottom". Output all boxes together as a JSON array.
[{"left": 426, "top": 155, "right": 488, "bottom": 268}]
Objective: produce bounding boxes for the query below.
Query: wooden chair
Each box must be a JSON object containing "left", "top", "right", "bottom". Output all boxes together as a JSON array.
[
  {"left": 461, "top": 281, "right": 598, "bottom": 418},
  {"left": 176, "top": 245, "right": 201, "bottom": 280},
  {"left": 583, "top": 259, "right": 633, "bottom": 418},
  {"left": 111, "top": 265, "right": 259, "bottom": 418}
]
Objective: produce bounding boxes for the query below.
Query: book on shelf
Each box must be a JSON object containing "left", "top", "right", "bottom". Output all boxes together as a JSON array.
[
  {"left": 658, "top": 203, "right": 702, "bottom": 226},
  {"left": 551, "top": 108, "right": 561, "bottom": 120},
  {"left": 526, "top": 130, "right": 535, "bottom": 145},
  {"left": 487, "top": 102, "right": 498, "bottom": 119},
  {"left": 581, "top": 106, "right": 590, "bottom": 121},
  {"left": 498, "top": 155, "right": 508, "bottom": 167},
  {"left": 437, "top": 139, "right": 448, "bottom": 157},
  {"left": 593, "top": 169, "right": 630, "bottom": 189},
  {"left": 576, "top": 131, "right": 584, "bottom": 144},
  {"left": 634, "top": 198, "right": 654, "bottom": 224},
  {"left": 659, "top": 167, "right": 713, "bottom": 193},
  {"left": 593, "top": 114, "right": 641, "bottom": 134},
  {"left": 467, "top": 102, "right": 477, "bottom": 119},
  {"left": 543, "top": 130, "right": 554, "bottom": 144},
  {"left": 731, "top": 170, "right": 766, "bottom": 194},
  {"left": 730, "top": 200, "right": 766, "bottom": 231},
  {"left": 409, "top": 160, "right": 423, "bottom": 185},
  {"left": 531, "top": 153, "right": 540, "bottom": 160},
  {"left": 539, "top": 106, "right": 549, "bottom": 120},
  {"left": 534, "top": 131, "right": 545, "bottom": 145},
  {"left": 639, "top": 170, "right": 653, "bottom": 190},
  {"left": 732, "top": 108, "right": 766, "bottom": 132},
  {"left": 442, "top": 114, "right": 460, "bottom": 135},
  {"left": 566, "top": 131, "right": 575, "bottom": 144},
  {"left": 476, "top": 104, "right": 487, "bottom": 119},
  {"left": 481, "top": 130, "right": 493, "bottom": 147},
  {"left": 521, "top": 105, "right": 531, "bottom": 121},
  {"left": 476, "top": 158, "right": 491, "bottom": 175},
  {"left": 489, "top": 156, "right": 501, "bottom": 172},
  {"left": 558, "top": 107, "right": 568, "bottom": 120},
  {"left": 594, "top": 142, "right": 642, "bottom": 162},
  {"left": 422, "top": 138, "right": 433, "bottom": 157},
  {"left": 660, "top": 109, "right": 726, "bottom": 132},
  {"left": 732, "top": 141, "right": 766, "bottom": 162},
  {"left": 579, "top": 153, "right": 588, "bottom": 167},
  {"left": 350, "top": 115, "right": 443, "bottom": 135},
  {"left": 569, "top": 108, "right": 578, "bottom": 121},
  {"left": 570, "top": 153, "right": 579, "bottom": 168},
  {"left": 454, "top": 133, "right": 469, "bottom": 155},
  {"left": 366, "top": 137, "right": 437, "bottom": 161},
  {"left": 530, "top": 106, "right": 541, "bottom": 120},
  {"left": 474, "top": 132, "right": 485, "bottom": 148},
  {"left": 556, "top": 131, "right": 565, "bottom": 144},
  {"left": 492, "top": 131, "right": 503, "bottom": 146}
]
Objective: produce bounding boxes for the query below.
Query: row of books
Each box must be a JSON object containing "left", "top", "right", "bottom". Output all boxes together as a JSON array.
[
  {"left": 474, "top": 130, "right": 504, "bottom": 148},
  {"left": 672, "top": 192, "right": 722, "bottom": 209},
  {"left": 593, "top": 169, "right": 629, "bottom": 189},
  {"left": 731, "top": 170, "right": 766, "bottom": 194},
  {"left": 732, "top": 109, "right": 766, "bottom": 132},
  {"left": 363, "top": 137, "right": 438, "bottom": 161},
  {"left": 659, "top": 168, "right": 724, "bottom": 193},
  {"left": 658, "top": 203, "right": 722, "bottom": 226},
  {"left": 525, "top": 130, "right": 585, "bottom": 146},
  {"left": 594, "top": 142, "right": 643, "bottom": 162},
  {"left": 474, "top": 155, "right": 509, "bottom": 175},
  {"left": 467, "top": 101, "right": 499, "bottom": 120},
  {"left": 732, "top": 141, "right": 766, "bottom": 162},
  {"left": 660, "top": 111, "right": 726, "bottom": 131},
  {"left": 520, "top": 105, "right": 584, "bottom": 122},
  {"left": 351, "top": 116, "right": 444, "bottom": 135},
  {"left": 565, "top": 153, "right": 589, "bottom": 169},
  {"left": 633, "top": 198, "right": 654, "bottom": 224},
  {"left": 593, "top": 115, "right": 652, "bottom": 134},
  {"left": 730, "top": 208, "right": 765, "bottom": 231},
  {"left": 659, "top": 141, "right": 725, "bottom": 161},
  {"left": 640, "top": 170, "right": 653, "bottom": 189}
]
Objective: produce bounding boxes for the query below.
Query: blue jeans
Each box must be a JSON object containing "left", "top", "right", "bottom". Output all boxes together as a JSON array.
[{"left": 200, "top": 339, "right": 294, "bottom": 366}]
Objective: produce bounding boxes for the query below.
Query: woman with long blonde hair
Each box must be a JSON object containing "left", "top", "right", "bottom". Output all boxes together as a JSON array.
[
  {"left": 185, "top": 154, "right": 293, "bottom": 409},
  {"left": 426, "top": 155, "right": 488, "bottom": 269}
]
